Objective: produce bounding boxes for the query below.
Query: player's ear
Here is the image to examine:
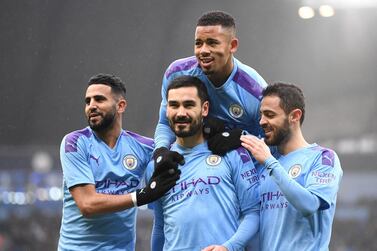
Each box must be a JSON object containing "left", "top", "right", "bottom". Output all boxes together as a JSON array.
[
  {"left": 202, "top": 100, "right": 209, "bottom": 117},
  {"left": 290, "top": 108, "right": 302, "bottom": 123},
  {"left": 230, "top": 37, "right": 239, "bottom": 54},
  {"left": 118, "top": 98, "right": 127, "bottom": 113}
]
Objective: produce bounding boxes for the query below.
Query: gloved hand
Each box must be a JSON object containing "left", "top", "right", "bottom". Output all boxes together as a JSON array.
[
  {"left": 207, "top": 128, "right": 243, "bottom": 156},
  {"left": 153, "top": 147, "right": 185, "bottom": 175},
  {"left": 134, "top": 166, "right": 181, "bottom": 206},
  {"left": 203, "top": 117, "right": 226, "bottom": 139}
]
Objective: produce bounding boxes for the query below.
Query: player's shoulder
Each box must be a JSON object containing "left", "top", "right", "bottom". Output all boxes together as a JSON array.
[
  {"left": 232, "top": 57, "right": 267, "bottom": 99},
  {"left": 62, "top": 127, "right": 93, "bottom": 153},
  {"left": 224, "top": 146, "right": 253, "bottom": 165},
  {"left": 234, "top": 57, "right": 263, "bottom": 77},
  {"left": 308, "top": 144, "right": 340, "bottom": 168},
  {"left": 165, "top": 56, "right": 199, "bottom": 79},
  {"left": 64, "top": 127, "right": 92, "bottom": 139},
  {"left": 122, "top": 130, "right": 154, "bottom": 149}
]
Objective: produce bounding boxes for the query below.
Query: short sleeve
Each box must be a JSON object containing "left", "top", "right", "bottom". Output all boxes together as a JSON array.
[
  {"left": 306, "top": 149, "right": 343, "bottom": 210},
  {"left": 60, "top": 135, "right": 95, "bottom": 188}
]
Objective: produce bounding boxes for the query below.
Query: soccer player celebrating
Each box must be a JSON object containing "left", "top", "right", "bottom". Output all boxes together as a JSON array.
[
  {"left": 147, "top": 76, "right": 260, "bottom": 251},
  {"left": 153, "top": 10, "right": 267, "bottom": 162},
  {"left": 240, "top": 82, "right": 343, "bottom": 251},
  {"left": 58, "top": 74, "right": 181, "bottom": 251}
]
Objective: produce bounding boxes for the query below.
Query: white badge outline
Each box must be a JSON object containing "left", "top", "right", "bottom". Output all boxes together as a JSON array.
[
  {"left": 206, "top": 154, "right": 222, "bottom": 167},
  {"left": 288, "top": 164, "right": 302, "bottom": 178},
  {"left": 229, "top": 103, "right": 244, "bottom": 118},
  {"left": 123, "top": 154, "right": 138, "bottom": 170}
]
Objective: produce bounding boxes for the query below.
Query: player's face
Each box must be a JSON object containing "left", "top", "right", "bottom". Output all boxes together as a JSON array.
[
  {"left": 85, "top": 84, "right": 118, "bottom": 132},
  {"left": 194, "top": 25, "right": 238, "bottom": 81},
  {"left": 259, "top": 95, "right": 292, "bottom": 146},
  {"left": 166, "top": 86, "right": 209, "bottom": 138}
]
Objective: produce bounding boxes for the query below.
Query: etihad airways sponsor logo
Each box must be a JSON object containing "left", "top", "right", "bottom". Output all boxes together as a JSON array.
[
  {"left": 171, "top": 176, "right": 221, "bottom": 193},
  {"left": 168, "top": 176, "right": 221, "bottom": 202},
  {"left": 260, "top": 190, "right": 288, "bottom": 211},
  {"left": 261, "top": 191, "right": 284, "bottom": 202},
  {"left": 95, "top": 177, "right": 140, "bottom": 193}
]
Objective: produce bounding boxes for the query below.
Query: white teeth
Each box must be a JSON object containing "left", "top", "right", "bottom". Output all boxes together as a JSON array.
[
  {"left": 201, "top": 58, "right": 212, "bottom": 63},
  {"left": 264, "top": 129, "right": 272, "bottom": 134}
]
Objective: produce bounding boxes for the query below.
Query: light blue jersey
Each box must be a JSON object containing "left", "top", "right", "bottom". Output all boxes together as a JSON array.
[
  {"left": 58, "top": 127, "right": 154, "bottom": 251},
  {"left": 154, "top": 56, "right": 267, "bottom": 149},
  {"left": 147, "top": 142, "right": 260, "bottom": 251},
  {"left": 259, "top": 144, "right": 343, "bottom": 251}
]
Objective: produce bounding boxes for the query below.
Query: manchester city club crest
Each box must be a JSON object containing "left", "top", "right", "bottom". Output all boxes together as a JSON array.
[
  {"left": 229, "top": 104, "right": 244, "bottom": 118},
  {"left": 288, "top": 164, "right": 302, "bottom": 178},
  {"left": 206, "top": 154, "right": 222, "bottom": 167},
  {"left": 123, "top": 155, "right": 138, "bottom": 170}
]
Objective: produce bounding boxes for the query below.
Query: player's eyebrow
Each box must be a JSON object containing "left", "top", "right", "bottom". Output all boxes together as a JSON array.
[{"left": 85, "top": 95, "right": 106, "bottom": 103}]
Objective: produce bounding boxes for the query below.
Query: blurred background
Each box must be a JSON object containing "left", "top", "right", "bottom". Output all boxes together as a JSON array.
[{"left": 1, "top": 0, "right": 376, "bottom": 250}]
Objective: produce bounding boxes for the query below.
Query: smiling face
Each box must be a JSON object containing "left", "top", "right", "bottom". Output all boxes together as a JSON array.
[
  {"left": 166, "top": 86, "right": 209, "bottom": 138},
  {"left": 259, "top": 95, "right": 292, "bottom": 146},
  {"left": 194, "top": 25, "right": 238, "bottom": 84},
  {"left": 85, "top": 84, "right": 123, "bottom": 132}
]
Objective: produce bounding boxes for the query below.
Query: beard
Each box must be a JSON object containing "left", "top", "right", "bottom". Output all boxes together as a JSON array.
[
  {"left": 169, "top": 115, "right": 202, "bottom": 138},
  {"left": 88, "top": 109, "right": 116, "bottom": 132},
  {"left": 201, "top": 67, "right": 214, "bottom": 76},
  {"left": 264, "top": 118, "right": 291, "bottom": 146}
]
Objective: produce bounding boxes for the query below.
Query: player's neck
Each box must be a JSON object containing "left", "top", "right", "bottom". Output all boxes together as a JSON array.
[
  {"left": 176, "top": 132, "right": 205, "bottom": 149},
  {"left": 209, "top": 60, "right": 234, "bottom": 87},
  {"left": 278, "top": 129, "right": 309, "bottom": 155},
  {"left": 94, "top": 123, "right": 122, "bottom": 149}
]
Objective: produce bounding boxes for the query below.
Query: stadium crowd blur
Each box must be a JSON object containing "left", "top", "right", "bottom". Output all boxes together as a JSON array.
[{"left": 0, "top": 150, "right": 376, "bottom": 251}]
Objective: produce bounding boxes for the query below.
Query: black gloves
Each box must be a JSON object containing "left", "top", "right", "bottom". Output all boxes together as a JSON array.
[
  {"left": 203, "top": 116, "right": 243, "bottom": 155},
  {"left": 203, "top": 117, "right": 226, "bottom": 139},
  {"left": 153, "top": 147, "right": 185, "bottom": 173},
  {"left": 207, "top": 128, "right": 243, "bottom": 156},
  {"left": 131, "top": 147, "right": 185, "bottom": 207},
  {"left": 134, "top": 166, "right": 181, "bottom": 207},
  {"left": 203, "top": 117, "right": 242, "bottom": 156}
]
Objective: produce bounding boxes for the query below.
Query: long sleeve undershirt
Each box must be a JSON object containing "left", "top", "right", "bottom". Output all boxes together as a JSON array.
[
  {"left": 222, "top": 210, "right": 259, "bottom": 251},
  {"left": 264, "top": 156, "right": 321, "bottom": 216}
]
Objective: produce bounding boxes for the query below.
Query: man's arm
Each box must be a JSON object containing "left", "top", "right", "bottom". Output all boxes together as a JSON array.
[
  {"left": 61, "top": 134, "right": 180, "bottom": 218},
  {"left": 145, "top": 161, "right": 165, "bottom": 251},
  {"left": 151, "top": 201, "right": 165, "bottom": 251},
  {"left": 154, "top": 74, "right": 176, "bottom": 149},
  {"left": 223, "top": 150, "right": 260, "bottom": 251},
  {"left": 204, "top": 149, "right": 260, "bottom": 251},
  {"left": 220, "top": 211, "right": 259, "bottom": 251},
  {"left": 62, "top": 135, "right": 123, "bottom": 217},
  {"left": 240, "top": 135, "right": 321, "bottom": 216},
  {"left": 70, "top": 184, "right": 134, "bottom": 217},
  {"left": 70, "top": 165, "right": 180, "bottom": 217},
  {"left": 264, "top": 157, "right": 321, "bottom": 216},
  {"left": 154, "top": 104, "right": 176, "bottom": 149}
]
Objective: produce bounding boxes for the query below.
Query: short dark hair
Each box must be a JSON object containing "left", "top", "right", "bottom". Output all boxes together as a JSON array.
[
  {"left": 197, "top": 10, "right": 236, "bottom": 30},
  {"left": 88, "top": 73, "right": 126, "bottom": 98},
  {"left": 166, "top": 75, "right": 209, "bottom": 104},
  {"left": 262, "top": 82, "right": 306, "bottom": 125}
]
